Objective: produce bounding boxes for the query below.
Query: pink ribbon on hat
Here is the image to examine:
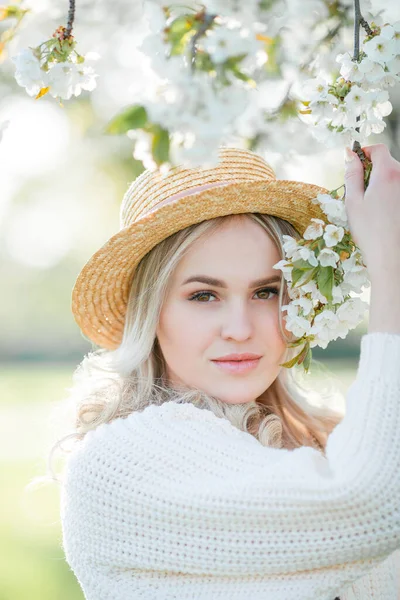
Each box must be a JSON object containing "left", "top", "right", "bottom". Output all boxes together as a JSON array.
[{"left": 145, "top": 181, "right": 232, "bottom": 217}]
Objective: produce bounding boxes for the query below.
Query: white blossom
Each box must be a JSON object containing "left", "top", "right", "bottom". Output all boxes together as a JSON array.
[
  {"left": 313, "top": 194, "right": 348, "bottom": 227},
  {"left": 386, "top": 55, "right": 400, "bottom": 80},
  {"left": 364, "top": 89, "right": 393, "bottom": 120},
  {"left": 303, "top": 218, "right": 325, "bottom": 240},
  {"left": 127, "top": 129, "right": 171, "bottom": 174},
  {"left": 332, "top": 284, "right": 345, "bottom": 303},
  {"left": 318, "top": 248, "right": 340, "bottom": 267},
  {"left": 344, "top": 85, "right": 371, "bottom": 116},
  {"left": 46, "top": 61, "right": 98, "bottom": 100},
  {"left": 273, "top": 259, "right": 293, "bottom": 282},
  {"left": 363, "top": 34, "right": 397, "bottom": 64},
  {"left": 358, "top": 57, "right": 386, "bottom": 84},
  {"left": 284, "top": 313, "right": 312, "bottom": 338},
  {"left": 336, "top": 297, "right": 369, "bottom": 326},
  {"left": 299, "top": 279, "right": 329, "bottom": 304},
  {"left": 323, "top": 224, "right": 345, "bottom": 247},
  {"left": 282, "top": 235, "right": 300, "bottom": 258},
  {"left": 337, "top": 52, "right": 365, "bottom": 82},
  {"left": 312, "top": 193, "right": 332, "bottom": 206},
  {"left": 342, "top": 265, "right": 370, "bottom": 293},
  {"left": 198, "top": 0, "right": 261, "bottom": 26},
  {"left": 309, "top": 310, "right": 340, "bottom": 347},
  {"left": 144, "top": 71, "right": 248, "bottom": 157},
  {"left": 358, "top": 113, "right": 386, "bottom": 136},
  {"left": 12, "top": 47, "right": 99, "bottom": 100},
  {"left": 170, "top": 132, "right": 221, "bottom": 167},
  {"left": 340, "top": 253, "right": 370, "bottom": 293},
  {"left": 301, "top": 76, "right": 333, "bottom": 102},
  {"left": 12, "top": 48, "right": 47, "bottom": 97},
  {"left": 292, "top": 246, "right": 319, "bottom": 266},
  {"left": 290, "top": 296, "right": 314, "bottom": 316},
  {"left": 200, "top": 23, "right": 263, "bottom": 64}
]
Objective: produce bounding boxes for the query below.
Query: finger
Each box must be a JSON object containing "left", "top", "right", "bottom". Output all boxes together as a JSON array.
[
  {"left": 360, "top": 143, "right": 392, "bottom": 165},
  {"left": 344, "top": 146, "right": 364, "bottom": 203}
]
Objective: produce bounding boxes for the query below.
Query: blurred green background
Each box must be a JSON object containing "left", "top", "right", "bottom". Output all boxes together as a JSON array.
[{"left": 1, "top": 3, "right": 400, "bottom": 599}]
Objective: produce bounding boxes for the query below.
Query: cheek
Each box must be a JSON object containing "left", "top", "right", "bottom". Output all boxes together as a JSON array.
[
  {"left": 266, "top": 305, "right": 287, "bottom": 357},
  {"left": 157, "top": 301, "right": 210, "bottom": 355}
]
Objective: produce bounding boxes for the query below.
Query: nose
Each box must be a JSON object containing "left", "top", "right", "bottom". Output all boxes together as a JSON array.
[{"left": 220, "top": 299, "right": 254, "bottom": 341}]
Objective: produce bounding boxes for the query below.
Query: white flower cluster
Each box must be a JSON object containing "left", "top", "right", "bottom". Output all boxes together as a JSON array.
[
  {"left": 133, "top": 2, "right": 267, "bottom": 166},
  {"left": 148, "top": 0, "right": 266, "bottom": 28},
  {"left": 301, "top": 20, "right": 400, "bottom": 146},
  {"left": 273, "top": 191, "right": 370, "bottom": 360},
  {"left": 128, "top": 1, "right": 400, "bottom": 167},
  {"left": 12, "top": 47, "right": 99, "bottom": 101}
]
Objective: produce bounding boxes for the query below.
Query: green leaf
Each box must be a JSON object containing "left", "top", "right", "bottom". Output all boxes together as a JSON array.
[
  {"left": 168, "top": 14, "right": 195, "bottom": 37},
  {"left": 291, "top": 267, "right": 307, "bottom": 287},
  {"left": 279, "top": 342, "right": 308, "bottom": 369},
  {"left": 291, "top": 266, "right": 318, "bottom": 288},
  {"left": 297, "top": 341, "right": 310, "bottom": 365},
  {"left": 152, "top": 127, "right": 170, "bottom": 165},
  {"left": 299, "top": 266, "right": 319, "bottom": 286},
  {"left": 194, "top": 51, "right": 215, "bottom": 73},
  {"left": 302, "top": 347, "right": 312, "bottom": 372},
  {"left": 292, "top": 258, "right": 314, "bottom": 270},
  {"left": 317, "top": 266, "right": 334, "bottom": 302},
  {"left": 287, "top": 339, "right": 306, "bottom": 348},
  {"left": 167, "top": 15, "right": 196, "bottom": 55},
  {"left": 105, "top": 105, "right": 148, "bottom": 135},
  {"left": 229, "top": 66, "right": 252, "bottom": 83},
  {"left": 224, "top": 54, "right": 248, "bottom": 68}
]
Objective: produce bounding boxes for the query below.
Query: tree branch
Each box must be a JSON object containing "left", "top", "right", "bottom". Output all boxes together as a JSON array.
[
  {"left": 65, "top": 0, "right": 75, "bottom": 38},
  {"left": 352, "top": 0, "right": 369, "bottom": 162}
]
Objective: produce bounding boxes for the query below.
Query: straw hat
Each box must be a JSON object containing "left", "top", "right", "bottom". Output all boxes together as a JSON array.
[{"left": 72, "top": 146, "right": 330, "bottom": 349}]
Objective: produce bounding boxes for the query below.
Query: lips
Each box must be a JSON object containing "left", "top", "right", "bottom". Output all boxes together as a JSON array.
[
  {"left": 212, "top": 353, "right": 262, "bottom": 362},
  {"left": 211, "top": 357, "right": 261, "bottom": 374}
]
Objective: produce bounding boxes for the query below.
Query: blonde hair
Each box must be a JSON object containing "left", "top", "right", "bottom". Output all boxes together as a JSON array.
[{"left": 28, "top": 212, "right": 344, "bottom": 490}]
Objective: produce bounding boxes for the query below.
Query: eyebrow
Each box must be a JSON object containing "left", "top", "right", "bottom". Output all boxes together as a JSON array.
[{"left": 181, "top": 274, "right": 282, "bottom": 288}]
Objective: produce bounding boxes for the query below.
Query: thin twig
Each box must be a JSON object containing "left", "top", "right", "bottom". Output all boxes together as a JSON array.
[
  {"left": 65, "top": 0, "right": 75, "bottom": 38},
  {"left": 360, "top": 16, "right": 373, "bottom": 36},
  {"left": 190, "top": 12, "right": 217, "bottom": 73},
  {"left": 351, "top": 0, "right": 365, "bottom": 160}
]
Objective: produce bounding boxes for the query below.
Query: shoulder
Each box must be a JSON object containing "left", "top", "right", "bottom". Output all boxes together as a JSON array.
[
  {"left": 81, "top": 400, "right": 250, "bottom": 448},
  {"left": 61, "top": 401, "right": 264, "bottom": 491},
  {"left": 63, "top": 401, "right": 240, "bottom": 461}
]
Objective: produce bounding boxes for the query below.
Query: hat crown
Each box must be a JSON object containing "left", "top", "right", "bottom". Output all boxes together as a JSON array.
[{"left": 120, "top": 147, "right": 276, "bottom": 229}]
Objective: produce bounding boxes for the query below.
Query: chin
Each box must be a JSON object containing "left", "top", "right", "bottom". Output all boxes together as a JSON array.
[
  {"left": 223, "top": 397, "right": 260, "bottom": 406},
  {"left": 214, "top": 388, "right": 263, "bottom": 406}
]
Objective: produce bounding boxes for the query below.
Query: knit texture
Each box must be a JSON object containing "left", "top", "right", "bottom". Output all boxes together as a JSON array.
[{"left": 60, "top": 332, "right": 400, "bottom": 600}]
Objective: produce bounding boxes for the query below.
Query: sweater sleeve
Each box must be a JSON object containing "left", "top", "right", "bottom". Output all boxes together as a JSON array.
[
  {"left": 61, "top": 332, "right": 400, "bottom": 585},
  {"left": 339, "top": 550, "right": 399, "bottom": 600}
]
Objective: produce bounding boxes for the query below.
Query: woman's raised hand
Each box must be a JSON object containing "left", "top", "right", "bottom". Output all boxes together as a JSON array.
[{"left": 344, "top": 142, "right": 400, "bottom": 282}]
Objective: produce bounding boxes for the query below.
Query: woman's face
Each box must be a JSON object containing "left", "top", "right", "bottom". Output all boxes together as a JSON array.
[{"left": 156, "top": 216, "right": 288, "bottom": 405}]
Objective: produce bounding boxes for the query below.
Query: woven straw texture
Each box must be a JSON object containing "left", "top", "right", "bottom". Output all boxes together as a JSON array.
[{"left": 72, "top": 146, "right": 330, "bottom": 349}]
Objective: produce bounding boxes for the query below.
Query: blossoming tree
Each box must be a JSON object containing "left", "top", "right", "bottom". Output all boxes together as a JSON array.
[{"left": 1, "top": 0, "right": 399, "bottom": 369}]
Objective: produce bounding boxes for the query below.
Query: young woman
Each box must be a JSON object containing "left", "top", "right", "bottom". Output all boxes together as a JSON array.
[{"left": 57, "top": 144, "right": 400, "bottom": 599}]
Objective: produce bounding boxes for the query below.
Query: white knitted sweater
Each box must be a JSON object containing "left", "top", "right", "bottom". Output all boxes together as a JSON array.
[{"left": 60, "top": 332, "right": 400, "bottom": 600}]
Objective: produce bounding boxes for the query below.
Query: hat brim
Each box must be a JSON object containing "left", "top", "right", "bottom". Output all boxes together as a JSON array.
[{"left": 72, "top": 179, "right": 329, "bottom": 349}]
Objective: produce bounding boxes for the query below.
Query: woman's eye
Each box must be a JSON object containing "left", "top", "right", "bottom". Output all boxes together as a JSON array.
[
  {"left": 189, "top": 291, "right": 215, "bottom": 302},
  {"left": 188, "top": 288, "right": 279, "bottom": 302},
  {"left": 255, "top": 287, "right": 279, "bottom": 300}
]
